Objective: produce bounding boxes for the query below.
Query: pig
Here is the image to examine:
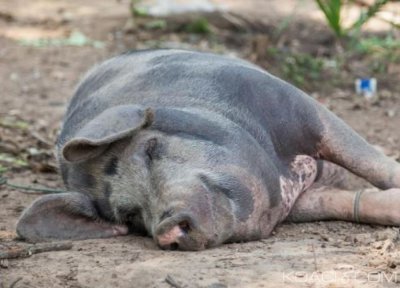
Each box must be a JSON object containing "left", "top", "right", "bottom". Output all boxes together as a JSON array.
[{"left": 16, "top": 49, "right": 400, "bottom": 250}]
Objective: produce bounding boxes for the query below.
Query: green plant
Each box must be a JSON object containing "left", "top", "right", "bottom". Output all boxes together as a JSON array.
[
  {"left": 0, "top": 164, "right": 7, "bottom": 175},
  {"left": 282, "top": 53, "right": 324, "bottom": 87},
  {"left": 132, "top": 6, "right": 149, "bottom": 17},
  {"left": 185, "top": 18, "right": 211, "bottom": 34},
  {"left": 315, "top": 0, "right": 391, "bottom": 38},
  {"left": 131, "top": 0, "right": 149, "bottom": 17},
  {"left": 353, "top": 35, "right": 400, "bottom": 73},
  {"left": 144, "top": 19, "right": 167, "bottom": 30},
  {"left": 355, "top": 35, "right": 400, "bottom": 54},
  {"left": 315, "top": 0, "right": 343, "bottom": 37},
  {"left": 350, "top": 0, "right": 390, "bottom": 33}
]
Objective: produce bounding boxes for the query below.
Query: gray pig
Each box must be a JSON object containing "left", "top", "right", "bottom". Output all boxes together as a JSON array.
[{"left": 17, "top": 49, "right": 400, "bottom": 250}]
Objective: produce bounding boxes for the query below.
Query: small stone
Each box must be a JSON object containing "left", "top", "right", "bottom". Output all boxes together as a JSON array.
[
  {"left": 380, "top": 89, "right": 393, "bottom": 99},
  {"left": 381, "top": 239, "right": 395, "bottom": 252},
  {"left": 374, "top": 228, "right": 398, "bottom": 242},
  {"left": 368, "top": 258, "right": 384, "bottom": 268},
  {"left": 320, "top": 234, "right": 329, "bottom": 241},
  {"left": 51, "top": 71, "right": 65, "bottom": 80},
  {"left": 335, "top": 264, "right": 355, "bottom": 271},
  {"left": 10, "top": 73, "right": 18, "bottom": 81},
  {"left": 372, "top": 241, "right": 384, "bottom": 249},
  {"left": 0, "top": 259, "right": 9, "bottom": 268},
  {"left": 350, "top": 233, "right": 373, "bottom": 245},
  {"left": 295, "top": 271, "right": 306, "bottom": 278},
  {"left": 386, "top": 109, "right": 397, "bottom": 118}
]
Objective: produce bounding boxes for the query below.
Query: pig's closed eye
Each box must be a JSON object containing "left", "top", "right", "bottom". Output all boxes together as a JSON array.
[
  {"left": 145, "top": 137, "right": 158, "bottom": 162},
  {"left": 146, "top": 138, "right": 157, "bottom": 161}
]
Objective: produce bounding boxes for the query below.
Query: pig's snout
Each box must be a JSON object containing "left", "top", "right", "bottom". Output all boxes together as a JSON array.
[
  {"left": 155, "top": 213, "right": 206, "bottom": 251},
  {"left": 157, "top": 225, "right": 183, "bottom": 248},
  {"left": 157, "top": 222, "right": 189, "bottom": 249}
]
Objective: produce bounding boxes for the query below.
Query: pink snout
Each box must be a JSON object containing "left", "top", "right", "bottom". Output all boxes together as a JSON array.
[
  {"left": 155, "top": 216, "right": 204, "bottom": 250},
  {"left": 157, "top": 225, "right": 184, "bottom": 248}
]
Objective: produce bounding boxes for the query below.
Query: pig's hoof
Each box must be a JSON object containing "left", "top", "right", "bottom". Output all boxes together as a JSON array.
[{"left": 112, "top": 225, "right": 129, "bottom": 236}]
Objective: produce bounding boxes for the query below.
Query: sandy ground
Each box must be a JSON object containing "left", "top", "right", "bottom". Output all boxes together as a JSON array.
[{"left": 1, "top": 0, "right": 400, "bottom": 287}]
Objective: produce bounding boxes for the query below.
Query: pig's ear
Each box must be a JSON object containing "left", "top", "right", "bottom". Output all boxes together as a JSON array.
[
  {"left": 62, "top": 105, "right": 154, "bottom": 162},
  {"left": 16, "top": 192, "right": 128, "bottom": 243}
]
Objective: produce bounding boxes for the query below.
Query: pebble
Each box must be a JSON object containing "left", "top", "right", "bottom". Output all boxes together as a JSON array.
[{"left": 0, "top": 259, "right": 9, "bottom": 268}]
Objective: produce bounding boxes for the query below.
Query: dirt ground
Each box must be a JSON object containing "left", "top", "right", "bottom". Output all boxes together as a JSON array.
[{"left": 1, "top": 0, "right": 400, "bottom": 287}]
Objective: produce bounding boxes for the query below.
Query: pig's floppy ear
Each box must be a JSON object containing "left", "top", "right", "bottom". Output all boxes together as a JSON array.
[
  {"left": 16, "top": 192, "right": 128, "bottom": 243},
  {"left": 62, "top": 105, "right": 154, "bottom": 162}
]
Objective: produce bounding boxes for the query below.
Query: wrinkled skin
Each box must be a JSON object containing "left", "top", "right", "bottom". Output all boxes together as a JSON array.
[{"left": 17, "top": 50, "right": 400, "bottom": 250}]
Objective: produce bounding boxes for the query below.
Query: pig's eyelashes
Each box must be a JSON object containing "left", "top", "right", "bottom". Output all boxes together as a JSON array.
[{"left": 145, "top": 137, "right": 159, "bottom": 162}]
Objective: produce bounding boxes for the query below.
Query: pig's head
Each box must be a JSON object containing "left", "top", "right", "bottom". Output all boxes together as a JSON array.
[{"left": 17, "top": 105, "right": 267, "bottom": 250}]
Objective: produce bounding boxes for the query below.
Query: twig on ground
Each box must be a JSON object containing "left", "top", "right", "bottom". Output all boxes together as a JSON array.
[
  {"left": 0, "top": 259, "right": 9, "bottom": 268},
  {"left": 0, "top": 177, "right": 65, "bottom": 194},
  {"left": 0, "top": 242, "right": 73, "bottom": 260},
  {"left": 29, "top": 131, "right": 53, "bottom": 148},
  {"left": 9, "top": 277, "right": 22, "bottom": 288},
  {"left": 165, "top": 275, "right": 183, "bottom": 288}
]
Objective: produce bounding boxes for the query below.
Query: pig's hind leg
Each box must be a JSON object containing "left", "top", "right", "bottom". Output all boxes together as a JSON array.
[
  {"left": 314, "top": 104, "right": 400, "bottom": 190},
  {"left": 286, "top": 160, "right": 400, "bottom": 226}
]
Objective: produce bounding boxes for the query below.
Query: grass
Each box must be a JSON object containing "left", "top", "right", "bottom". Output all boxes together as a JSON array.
[
  {"left": 282, "top": 53, "right": 325, "bottom": 87},
  {"left": 354, "top": 36, "right": 400, "bottom": 54},
  {"left": 315, "top": 0, "right": 391, "bottom": 38},
  {"left": 185, "top": 18, "right": 212, "bottom": 34}
]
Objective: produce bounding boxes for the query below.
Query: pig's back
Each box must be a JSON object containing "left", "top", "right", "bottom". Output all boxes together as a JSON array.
[{"left": 59, "top": 49, "right": 321, "bottom": 159}]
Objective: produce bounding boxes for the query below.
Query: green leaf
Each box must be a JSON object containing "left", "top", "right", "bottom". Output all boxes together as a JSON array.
[
  {"left": 349, "top": 0, "right": 389, "bottom": 32},
  {"left": 133, "top": 6, "right": 149, "bottom": 17},
  {"left": 315, "top": 0, "right": 343, "bottom": 37}
]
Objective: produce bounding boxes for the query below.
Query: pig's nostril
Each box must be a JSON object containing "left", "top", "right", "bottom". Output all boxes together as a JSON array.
[
  {"left": 179, "top": 220, "right": 191, "bottom": 234},
  {"left": 157, "top": 225, "right": 184, "bottom": 248},
  {"left": 156, "top": 217, "right": 194, "bottom": 250}
]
